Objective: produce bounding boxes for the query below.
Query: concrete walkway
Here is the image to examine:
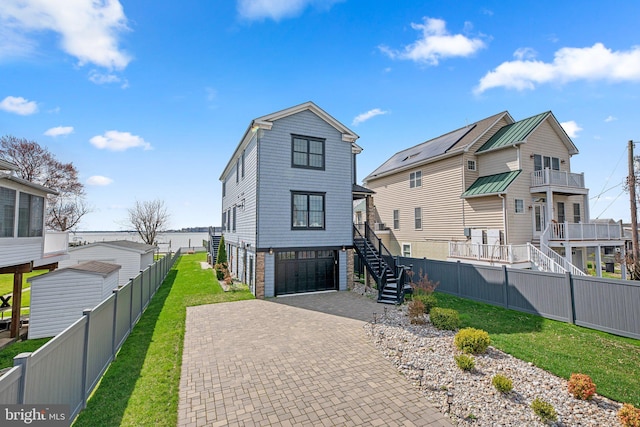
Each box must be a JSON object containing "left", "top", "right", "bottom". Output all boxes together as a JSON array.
[{"left": 178, "top": 292, "right": 452, "bottom": 426}]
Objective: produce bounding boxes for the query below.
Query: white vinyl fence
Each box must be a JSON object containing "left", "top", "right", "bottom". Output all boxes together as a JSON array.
[{"left": 0, "top": 250, "right": 181, "bottom": 421}]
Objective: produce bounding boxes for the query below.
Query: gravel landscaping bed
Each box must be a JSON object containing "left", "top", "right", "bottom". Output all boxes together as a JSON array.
[{"left": 352, "top": 284, "right": 622, "bottom": 426}]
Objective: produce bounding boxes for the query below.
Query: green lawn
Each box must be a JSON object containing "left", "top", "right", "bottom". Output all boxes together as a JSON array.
[
  {"left": 0, "top": 271, "right": 47, "bottom": 296},
  {"left": 435, "top": 292, "right": 640, "bottom": 406},
  {"left": 73, "top": 252, "right": 254, "bottom": 427}
]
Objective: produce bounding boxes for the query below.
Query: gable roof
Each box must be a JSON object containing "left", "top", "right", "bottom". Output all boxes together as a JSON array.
[
  {"left": 461, "top": 170, "right": 522, "bottom": 198},
  {"left": 476, "top": 111, "right": 578, "bottom": 155},
  {"left": 219, "top": 101, "right": 359, "bottom": 180},
  {"left": 69, "top": 240, "right": 156, "bottom": 254},
  {"left": 28, "top": 260, "right": 121, "bottom": 281},
  {"left": 364, "top": 111, "right": 511, "bottom": 182}
]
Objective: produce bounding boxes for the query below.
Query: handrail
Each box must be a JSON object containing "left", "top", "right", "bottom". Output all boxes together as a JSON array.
[
  {"left": 540, "top": 242, "right": 586, "bottom": 276},
  {"left": 528, "top": 243, "right": 566, "bottom": 274}
]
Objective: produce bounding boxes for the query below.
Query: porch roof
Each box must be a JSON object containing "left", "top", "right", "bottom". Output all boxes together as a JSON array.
[{"left": 461, "top": 170, "right": 521, "bottom": 198}]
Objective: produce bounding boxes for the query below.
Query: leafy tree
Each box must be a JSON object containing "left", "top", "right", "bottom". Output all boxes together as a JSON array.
[
  {"left": 127, "top": 199, "right": 170, "bottom": 245},
  {"left": 216, "top": 235, "right": 227, "bottom": 264},
  {"left": 0, "top": 135, "right": 90, "bottom": 231}
]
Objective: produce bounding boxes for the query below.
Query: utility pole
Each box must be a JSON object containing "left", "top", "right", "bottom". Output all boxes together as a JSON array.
[{"left": 629, "top": 140, "right": 639, "bottom": 278}]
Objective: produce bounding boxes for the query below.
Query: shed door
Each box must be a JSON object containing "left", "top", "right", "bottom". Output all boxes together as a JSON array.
[{"left": 275, "top": 250, "right": 336, "bottom": 295}]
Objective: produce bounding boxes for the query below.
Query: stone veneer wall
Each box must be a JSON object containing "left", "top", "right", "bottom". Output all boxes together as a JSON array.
[{"left": 255, "top": 252, "right": 265, "bottom": 299}]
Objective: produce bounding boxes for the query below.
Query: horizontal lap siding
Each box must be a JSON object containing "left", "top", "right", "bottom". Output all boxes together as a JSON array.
[
  {"left": 572, "top": 276, "right": 640, "bottom": 338},
  {"left": 463, "top": 197, "right": 503, "bottom": 231},
  {"left": 0, "top": 238, "right": 43, "bottom": 269},
  {"left": 223, "top": 135, "right": 258, "bottom": 249},
  {"left": 257, "top": 110, "right": 353, "bottom": 249},
  {"left": 477, "top": 147, "right": 518, "bottom": 176},
  {"left": 29, "top": 274, "right": 104, "bottom": 339},
  {"left": 522, "top": 120, "right": 573, "bottom": 171}
]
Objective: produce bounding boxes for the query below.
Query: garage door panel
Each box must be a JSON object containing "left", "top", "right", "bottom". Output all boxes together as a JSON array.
[{"left": 275, "top": 250, "right": 336, "bottom": 295}]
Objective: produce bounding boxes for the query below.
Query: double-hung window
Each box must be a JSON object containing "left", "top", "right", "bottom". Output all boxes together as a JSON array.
[
  {"left": 17, "top": 193, "right": 44, "bottom": 237},
  {"left": 557, "top": 202, "right": 565, "bottom": 223},
  {"left": 515, "top": 199, "right": 524, "bottom": 214},
  {"left": 409, "top": 170, "right": 422, "bottom": 188},
  {"left": 573, "top": 203, "right": 581, "bottom": 223},
  {"left": 292, "top": 135, "right": 325, "bottom": 170},
  {"left": 0, "top": 187, "right": 16, "bottom": 237},
  {"left": 292, "top": 192, "right": 325, "bottom": 229},
  {"left": 414, "top": 207, "right": 422, "bottom": 230},
  {"left": 393, "top": 209, "right": 400, "bottom": 230}
]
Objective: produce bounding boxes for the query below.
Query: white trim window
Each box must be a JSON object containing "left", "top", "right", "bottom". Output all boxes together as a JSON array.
[
  {"left": 515, "top": 199, "right": 524, "bottom": 214},
  {"left": 414, "top": 207, "right": 422, "bottom": 230},
  {"left": 409, "top": 170, "right": 422, "bottom": 188},
  {"left": 402, "top": 243, "right": 411, "bottom": 257},
  {"left": 467, "top": 160, "right": 476, "bottom": 171},
  {"left": 393, "top": 209, "right": 400, "bottom": 230}
]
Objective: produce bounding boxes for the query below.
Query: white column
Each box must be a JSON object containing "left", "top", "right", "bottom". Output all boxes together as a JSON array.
[
  {"left": 595, "top": 245, "right": 602, "bottom": 278},
  {"left": 546, "top": 188, "right": 554, "bottom": 231}
]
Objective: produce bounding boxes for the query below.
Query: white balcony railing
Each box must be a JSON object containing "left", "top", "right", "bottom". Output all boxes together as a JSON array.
[
  {"left": 548, "top": 222, "right": 623, "bottom": 241},
  {"left": 43, "top": 231, "right": 69, "bottom": 256},
  {"left": 531, "top": 169, "right": 585, "bottom": 188},
  {"left": 448, "top": 241, "right": 529, "bottom": 264}
]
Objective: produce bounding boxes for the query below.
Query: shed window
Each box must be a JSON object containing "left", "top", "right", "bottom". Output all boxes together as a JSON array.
[
  {"left": 292, "top": 135, "right": 325, "bottom": 170},
  {"left": 0, "top": 187, "right": 16, "bottom": 238},
  {"left": 17, "top": 193, "right": 44, "bottom": 237}
]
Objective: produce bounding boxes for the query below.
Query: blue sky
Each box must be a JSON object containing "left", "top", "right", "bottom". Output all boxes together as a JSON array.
[{"left": 1, "top": 0, "right": 639, "bottom": 230}]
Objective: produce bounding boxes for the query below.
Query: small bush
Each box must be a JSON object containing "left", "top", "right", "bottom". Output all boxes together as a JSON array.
[
  {"left": 568, "top": 373, "right": 596, "bottom": 400},
  {"left": 492, "top": 374, "right": 513, "bottom": 393},
  {"left": 454, "top": 328, "right": 491, "bottom": 354},
  {"left": 429, "top": 307, "right": 460, "bottom": 330},
  {"left": 531, "top": 398, "right": 557, "bottom": 423},
  {"left": 214, "top": 263, "right": 226, "bottom": 280},
  {"left": 619, "top": 403, "right": 640, "bottom": 427},
  {"left": 408, "top": 299, "right": 426, "bottom": 324},
  {"left": 414, "top": 293, "right": 438, "bottom": 314},
  {"left": 408, "top": 269, "right": 439, "bottom": 295},
  {"left": 454, "top": 354, "right": 475, "bottom": 371}
]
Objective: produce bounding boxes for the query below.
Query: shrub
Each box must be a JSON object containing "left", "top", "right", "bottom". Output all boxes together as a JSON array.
[
  {"left": 408, "top": 299, "right": 426, "bottom": 324},
  {"left": 492, "top": 374, "right": 513, "bottom": 393},
  {"left": 414, "top": 293, "right": 438, "bottom": 314},
  {"left": 429, "top": 307, "right": 460, "bottom": 330},
  {"left": 568, "top": 373, "right": 596, "bottom": 400},
  {"left": 531, "top": 398, "right": 557, "bottom": 423},
  {"left": 454, "top": 354, "right": 475, "bottom": 371},
  {"left": 408, "top": 269, "right": 439, "bottom": 295},
  {"left": 214, "top": 262, "right": 227, "bottom": 280},
  {"left": 454, "top": 328, "right": 491, "bottom": 354},
  {"left": 216, "top": 235, "right": 227, "bottom": 264},
  {"left": 618, "top": 403, "right": 640, "bottom": 427}
]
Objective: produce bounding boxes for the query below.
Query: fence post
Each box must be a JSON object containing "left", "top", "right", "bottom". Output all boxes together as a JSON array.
[
  {"left": 112, "top": 288, "right": 119, "bottom": 356},
  {"left": 139, "top": 270, "right": 144, "bottom": 313},
  {"left": 81, "top": 309, "right": 91, "bottom": 409},
  {"left": 129, "top": 278, "right": 134, "bottom": 332},
  {"left": 502, "top": 265, "right": 509, "bottom": 309},
  {"left": 565, "top": 272, "right": 575, "bottom": 324},
  {"left": 456, "top": 261, "right": 461, "bottom": 296},
  {"left": 13, "top": 352, "right": 31, "bottom": 403}
]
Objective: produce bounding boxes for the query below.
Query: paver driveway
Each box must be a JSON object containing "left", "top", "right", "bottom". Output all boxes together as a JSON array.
[{"left": 178, "top": 292, "right": 452, "bottom": 426}]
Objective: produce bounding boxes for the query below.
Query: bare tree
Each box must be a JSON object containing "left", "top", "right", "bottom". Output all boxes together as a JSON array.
[
  {"left": 0, "top": 135, "right": 91, "bottom": 231},
  {"left": 127, "top": 199, "right": 170, "bottom": 245}
]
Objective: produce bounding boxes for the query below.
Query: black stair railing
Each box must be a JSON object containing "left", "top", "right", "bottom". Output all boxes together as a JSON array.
[{"left": 353, "top": 222, "right": 407, "bottom": 303}]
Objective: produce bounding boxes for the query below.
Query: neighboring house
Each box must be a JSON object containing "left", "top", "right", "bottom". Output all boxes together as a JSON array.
[
  {"left": 0, "top": 159, "right": 69, "bottom": 336},
  {"left": 363, "top": 111, "right": 624, "bottom": 276},
  {"left": 59, "top": 240, "right": 156, "bottom": 286},
  {"left": 220, "top": 101, "right": 365, "bottom": 298},
  {"left": 28, "top": 261, "right": 120, "bottom": 339}
]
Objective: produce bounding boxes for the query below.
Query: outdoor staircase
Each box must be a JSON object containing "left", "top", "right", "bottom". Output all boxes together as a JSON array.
[
  {"left": 353, "top": 223, "right": 408, "bottom": 304},
  {"left": 209, "top": 227, "right": 222, "bottom": 263}
]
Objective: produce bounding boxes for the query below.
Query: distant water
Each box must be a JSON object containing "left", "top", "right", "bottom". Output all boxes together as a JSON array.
[{"left": 69, "top": 231, "right": 209, "bottom": 252}]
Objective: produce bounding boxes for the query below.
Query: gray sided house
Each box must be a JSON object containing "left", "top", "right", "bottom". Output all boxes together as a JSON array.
[
  {"left": 28, "top": 261, "right": 121, "bottom": 339},
  {"left": 59, "top": 240, "right": 157, "bottom": 286},
  {"left": 220, "top": 102, "right": 365, "bottom": 298}
]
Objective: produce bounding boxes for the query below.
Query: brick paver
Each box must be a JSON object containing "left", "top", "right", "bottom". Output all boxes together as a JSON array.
[{"left": 178, "top": 292, "right": 452, "bottom": 426}]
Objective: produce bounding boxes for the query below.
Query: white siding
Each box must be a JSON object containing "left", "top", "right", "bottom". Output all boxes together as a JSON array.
[
  {"left": 477, "top": 147, "right": 519, "bottom": 175},
  {"left": 28, "top": 271, "right": 116, "bottom": 339},
  {"left": 59, "top": 246, "right": 145, "bottom": 286},
  {"left": 0, "top": 238, "right": 43, "bottom": 269}
]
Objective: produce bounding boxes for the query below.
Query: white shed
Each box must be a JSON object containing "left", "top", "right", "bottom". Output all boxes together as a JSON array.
[
  {"left": 59, "top": 240, "right": 156, "bottom": 286},
  {"left": 27, "top": 261, "right": 121, "bottom": 339}
]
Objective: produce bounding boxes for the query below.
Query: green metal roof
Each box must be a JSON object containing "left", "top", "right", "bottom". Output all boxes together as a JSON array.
[
  {"left": 461, "top": 170, "right": 522, "bottom": 198},
  {"left": 476, "top": 111, "right": 549, "bottom": 153}
]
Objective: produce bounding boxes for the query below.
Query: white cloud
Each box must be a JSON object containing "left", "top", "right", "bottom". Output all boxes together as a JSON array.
[
  {"left": 89, "top": 130, "right": 152, "bottom": 151},
  {"left": 605, "top": 115, "right": 617, "bottom": 122},
  {"left": 379, "top": 17, "right": 486, "bottom": 66},
  {"left": 0, "top": 96, "right": 38, "bottom": 115},
  {"left": 44, "top": 126, "right": 74, "bottom": 137},
  {"left": 237, "top": 0, "right": 341, "bottom": 21},
  {"left": 475, "top": 43, "right": 640, "bottom": 94},
  {"left": 87, "top": 175, "right": 114, "bottom": 186},
  {"left": 560, "top": 120, "right": 582, "bottom": 138},
  {"left": 352, "top": 108, "right": 388, "bottom": 126},
  {"left": 0, "top": 0, "right": 131, "bottom": 70}
]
